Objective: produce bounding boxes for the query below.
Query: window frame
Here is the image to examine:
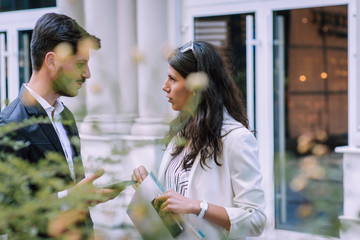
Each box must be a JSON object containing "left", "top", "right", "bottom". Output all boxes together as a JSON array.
[{"left": 0, "top": 7, "right": 57, "bottom": 104}]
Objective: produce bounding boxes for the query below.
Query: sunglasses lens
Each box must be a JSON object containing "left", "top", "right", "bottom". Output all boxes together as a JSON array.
[{"left": 180, "top": 41, "right": 193, "bottom": 53}]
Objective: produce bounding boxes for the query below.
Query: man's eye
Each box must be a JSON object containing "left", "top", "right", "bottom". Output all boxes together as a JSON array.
[{"left": 77, "top": 62, "right": 85, "bottom": 68}]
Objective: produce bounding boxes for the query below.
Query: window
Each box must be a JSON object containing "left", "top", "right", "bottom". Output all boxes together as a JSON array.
[
  {"left": 0, "top": 0, "right": 56, "bottom": 12},
  {"left": 18, "top": 30, "right": 32, "bottom": 87},
  {"left": 0, "top": 32, "right": 8, "bottom": 110},
  {"left": 194, "top": 14, "right": 256, "bottom": 130},
  {"left": 273, "top": 5, "right": 347, "bottom": 237},
  {"left": 0, "top": 7, "right": 54, "bottom": 110},
  {"left": 0, "top": 29, "right": 33, "bottom": 111}
]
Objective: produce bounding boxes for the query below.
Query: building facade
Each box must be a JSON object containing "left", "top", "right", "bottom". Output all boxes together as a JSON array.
[{"left": 0, "top": 0, "right": 359, "bottom": 239}]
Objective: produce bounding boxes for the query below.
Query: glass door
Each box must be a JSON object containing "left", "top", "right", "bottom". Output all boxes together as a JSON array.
[
  {"left": 194, "top": 13, "right": 256, "bottom": 131},
  {"left": 273, "top": 5, "right": 347, "bottom": 237}
]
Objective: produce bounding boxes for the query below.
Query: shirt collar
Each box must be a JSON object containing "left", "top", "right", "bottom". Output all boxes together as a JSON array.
[{"left": 24, "top": 83, "right": 64, "bottom": 116}]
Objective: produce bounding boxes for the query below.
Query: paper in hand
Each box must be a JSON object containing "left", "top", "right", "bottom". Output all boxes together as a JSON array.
[{"left": 126, "top": 172, "right": 205, "bottom": 239}]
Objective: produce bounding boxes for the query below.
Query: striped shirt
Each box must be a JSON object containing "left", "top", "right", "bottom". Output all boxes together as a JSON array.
[{"left": 164, "top": 149, "right": 192, "bottom": 196}]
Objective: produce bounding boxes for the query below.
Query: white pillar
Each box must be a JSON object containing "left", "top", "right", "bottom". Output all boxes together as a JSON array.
[
  {"left": 336, "top": 147, "right": 360, "bottom": 239},
  {"left": 130, "top": 0, "right": 172, "bottom": 137},
  {"left": 167, "top": 0, "right": 183, "bottom": 49},
  {"left": 117, "top": 0, "right": 138, "bottom": 124},
  {"left": 57, "top": 0, "right": 85, "bottom": 26},
  {"left": 81, "top": 0, "right": 135, "bottom": 135},
  {"left": 337, "top": 2, "right": 360, "bottom": 239},
  {"left": 77, "top": 1, "right": 145, "bottom": 235},
  {"left": 57, "top": 0, "right": 87, "bottom": 121}
]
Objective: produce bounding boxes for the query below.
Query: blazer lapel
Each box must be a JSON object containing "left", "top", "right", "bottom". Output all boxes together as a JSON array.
[
  {"left": 21, "top": 88, "right": 64, "bottom": 154},
  {"left": 158, "top": 141, "right": 175, "bottom": 185},
  {"left": 20, "top": 87, "right": 84, "bottom": 183},
  {"left": 38, "top": 117, "right": 64, "bottom": 154},
  {"left": 158, "top": 139, "right": 202, "bottom": 197},
  {"left": 60, "top": 106, "right": 85, "bottom": 182},
  {"left": 186, "top": 154, "right": 201, "bottom": 198}
]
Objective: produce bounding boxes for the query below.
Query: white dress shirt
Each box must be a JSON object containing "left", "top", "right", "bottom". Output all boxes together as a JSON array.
[{"left": 24, "top": 84, "right": 75, "bottom": 183}]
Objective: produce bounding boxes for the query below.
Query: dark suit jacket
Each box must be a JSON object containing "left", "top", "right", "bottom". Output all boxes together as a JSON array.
[
  {"left": 0, "top": 87, "right": 92, "bottom": 237},
  {"left": 0, "top": 87, "right": 85, "bottom": 182}
]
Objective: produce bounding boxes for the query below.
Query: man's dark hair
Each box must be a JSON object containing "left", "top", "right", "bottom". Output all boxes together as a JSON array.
[{"left": 30, "top": 12, "right": 101, "bottom": 71}]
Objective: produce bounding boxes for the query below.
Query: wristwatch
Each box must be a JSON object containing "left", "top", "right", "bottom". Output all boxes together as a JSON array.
[{"left": 197, "top": 201, "right": 208, "bottom": 219}]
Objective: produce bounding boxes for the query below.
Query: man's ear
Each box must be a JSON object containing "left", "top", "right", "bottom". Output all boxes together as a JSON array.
[{"left": 44, "top": 52, "right": 57, "bottom": 71}]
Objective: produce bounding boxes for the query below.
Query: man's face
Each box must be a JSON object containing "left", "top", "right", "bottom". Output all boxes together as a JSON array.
[{"left": 52, "top": 51, "right": 91, "bottom": 97}]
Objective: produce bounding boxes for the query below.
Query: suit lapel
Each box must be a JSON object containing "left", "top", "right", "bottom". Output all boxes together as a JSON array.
[
  {"left": 38, "top": 120, "right": 64, "bottom": 154},
  {"left": 20, "top": 87, "right": 85, "bottom": 183},
  {"left": 21, "top": 88, "right": 64, "bottom": 154},
  {"left": 60, "top": 106, "right": 85, "bottom": 182}
]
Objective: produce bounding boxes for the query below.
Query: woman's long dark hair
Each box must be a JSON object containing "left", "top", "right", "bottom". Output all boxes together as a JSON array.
[{"left": 166, "top": 41, "right": 248, "bottom": 169}]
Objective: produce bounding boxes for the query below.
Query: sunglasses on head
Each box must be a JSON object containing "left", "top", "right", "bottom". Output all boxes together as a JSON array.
[{"left": 180, "top": 41, "right": 199, "bottom": 66}]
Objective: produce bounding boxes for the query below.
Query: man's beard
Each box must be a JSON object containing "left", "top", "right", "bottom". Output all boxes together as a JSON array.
[{"left": 52, "top": 68, "right": 83, "bottom": 97}]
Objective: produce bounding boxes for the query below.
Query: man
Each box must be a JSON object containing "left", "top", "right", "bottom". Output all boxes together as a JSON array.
[{"left": 0, "top": 13, "right": 119, "bottom": 238}]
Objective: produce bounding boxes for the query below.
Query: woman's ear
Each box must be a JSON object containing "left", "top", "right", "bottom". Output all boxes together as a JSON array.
[{"left": 44, "top": 52, "right": 57, "bottom": 71}]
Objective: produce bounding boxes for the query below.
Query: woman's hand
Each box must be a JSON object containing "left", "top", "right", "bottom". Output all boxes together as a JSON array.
[
  {"left": 132, "top": 165, "right": 149, "bottom": 189},
  {"left": 155, "top": 190, "right": 231, "bottom": 230},
  {"left": 154, "top": 190, "right": 201, "bottom": 216}
]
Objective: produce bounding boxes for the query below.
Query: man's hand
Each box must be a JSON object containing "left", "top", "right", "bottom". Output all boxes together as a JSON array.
[
  {"left": 67, "top": 169, "right": 123, "bottom": 207},
  {"left": 48, "top": 208, "right": 89, "bottom": 239}
]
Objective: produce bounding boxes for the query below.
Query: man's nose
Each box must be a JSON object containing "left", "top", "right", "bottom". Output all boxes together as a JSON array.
[{"left": 82, "top": 65, "right": 91, "bottom": 79}]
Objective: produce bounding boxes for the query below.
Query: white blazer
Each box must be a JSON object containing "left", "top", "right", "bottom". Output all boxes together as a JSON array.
[{"left": 158, "top": 112, "right": 266, "bottom": 240}]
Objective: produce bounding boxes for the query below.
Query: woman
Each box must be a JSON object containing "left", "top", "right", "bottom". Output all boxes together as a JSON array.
[{"left": 132, "top": 41, "right": 266, "bottom": 239}]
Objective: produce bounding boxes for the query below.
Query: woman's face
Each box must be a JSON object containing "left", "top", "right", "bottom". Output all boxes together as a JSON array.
[{"left": 162, "top": 65, "right": 192, "bottom": 111}]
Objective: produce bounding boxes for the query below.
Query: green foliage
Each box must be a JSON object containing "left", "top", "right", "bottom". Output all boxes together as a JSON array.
[
  {"left": 0, "top": 116, "right": 49, "bottom": 150},
  {"left": 0, "top": 153, "right": 72, "bottom": 239},
  {"left": 275, "top": 131, "right": 343, "bottom": 237},
  {"left": 0, "top": 118, "right": 95, "bottom": 239},
  {"left": 0, "top": 116, "right": 50, "bottom": 136}
]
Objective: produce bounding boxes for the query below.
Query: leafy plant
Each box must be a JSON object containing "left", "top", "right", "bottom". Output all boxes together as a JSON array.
[{"left": 0, "top": 118, "right": 104, "bottom": 239}]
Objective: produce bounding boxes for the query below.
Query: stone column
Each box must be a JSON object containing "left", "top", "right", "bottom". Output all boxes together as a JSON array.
[
  {"left": 57, "top": 0, "right": 85, "bottom": 26},
  {"left": 76, "top": 0, "right": 142, "bottom": 234},
  {"left": 117, "top": 0, "right": 138, "bottom": 124},
  {"left": 336, "top": 3, "right": 360, "bottom": 239},
  {"left": 167, "top": 0, "right": 183, "bottom": 49},
  {"left": 57, "top": 0, "right": 87, "bottom": 121},
  {"left": 130, "top": 0, "right": 172, "bottom": 137},
  {"left": 336, "top": 147, "right": 360, "bottom": 239},
  {"left": 81, "top": 0, "right": 137, "bottom": 135}
]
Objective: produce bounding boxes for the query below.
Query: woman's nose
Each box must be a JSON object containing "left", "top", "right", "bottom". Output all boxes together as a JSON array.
[{"left": 162, "top": 81, "right": 170, "bottom": 92}]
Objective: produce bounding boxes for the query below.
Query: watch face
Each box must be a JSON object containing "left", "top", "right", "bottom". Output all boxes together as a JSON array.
[
  {"left": 197, "top": 201, "right": 208, "bottom": 218},
  {"left": 200, "top": 201, "right": 208, "bottom": 210}
]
